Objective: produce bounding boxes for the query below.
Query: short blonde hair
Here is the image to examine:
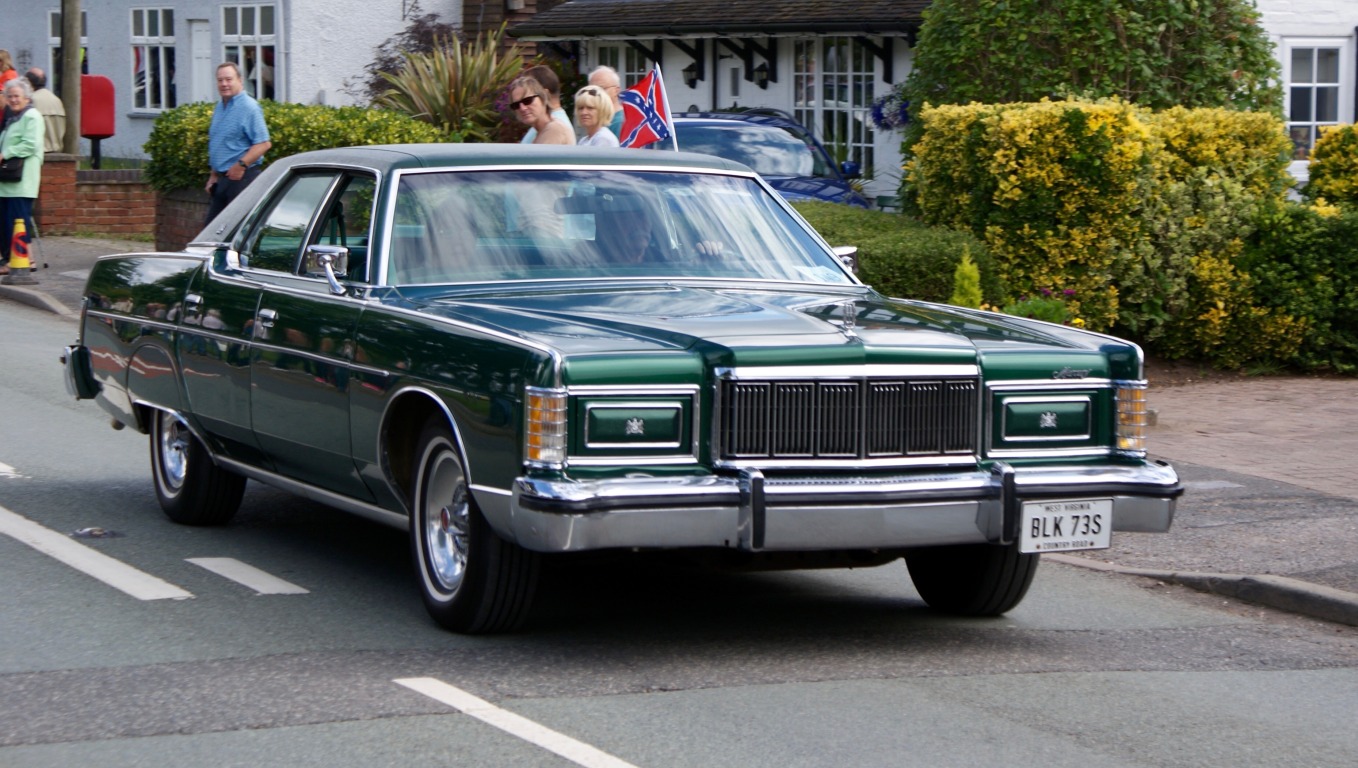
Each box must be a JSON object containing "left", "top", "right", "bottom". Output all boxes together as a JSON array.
[{"left": 573, "top": 85, "right": 616, "bottom": 126}]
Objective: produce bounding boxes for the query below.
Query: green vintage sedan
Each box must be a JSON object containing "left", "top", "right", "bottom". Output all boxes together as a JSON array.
[{"left": 62, "top": 144, "right": 1181, "bottom": 633}]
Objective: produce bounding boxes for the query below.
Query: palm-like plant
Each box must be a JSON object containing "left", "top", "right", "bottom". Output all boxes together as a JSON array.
[{"left": 373, "top": 24, "right": 528, "bottom": 142}]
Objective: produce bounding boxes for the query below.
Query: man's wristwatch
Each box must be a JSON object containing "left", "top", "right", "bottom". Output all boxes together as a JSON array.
[{"left": 237, "top": 160, "right": 249, "bottom": 169}]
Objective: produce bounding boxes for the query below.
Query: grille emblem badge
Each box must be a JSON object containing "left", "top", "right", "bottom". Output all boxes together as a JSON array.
[
  {"left": 625, "top": 418, "right": 645, "bottom": 436},
  {"left": 1039, "top": 411, "right": 1059, "bottom": 429}
]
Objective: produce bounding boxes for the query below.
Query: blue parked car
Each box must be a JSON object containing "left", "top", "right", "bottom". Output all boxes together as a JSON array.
[{"left": 651, "top": 111, "right": 871, "bottom": 208}]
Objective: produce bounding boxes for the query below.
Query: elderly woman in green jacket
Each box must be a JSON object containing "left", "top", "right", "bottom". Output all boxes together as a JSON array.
[{"left": 0, "top": 77, "right": 44, "bottom": 274}]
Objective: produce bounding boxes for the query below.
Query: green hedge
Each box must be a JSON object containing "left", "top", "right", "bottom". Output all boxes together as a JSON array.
[
  {"left": 793, "top": 202, "right": 1002, "bottom": 304},
  {"left": 143, "top": 101, "right": 452, "bottom": 193},
  {"left": 900, "top": 98, "right": 1358, "bottom": 371}
]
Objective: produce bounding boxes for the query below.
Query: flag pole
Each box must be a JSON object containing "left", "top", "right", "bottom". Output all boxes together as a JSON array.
[{"left": 655, "top": 64, "right": 679, "bottom": 152}]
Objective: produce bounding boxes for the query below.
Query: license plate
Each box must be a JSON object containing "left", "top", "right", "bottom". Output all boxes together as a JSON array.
[{"left": 1019, "top": 499, "right": 1112, "bottom": 553}]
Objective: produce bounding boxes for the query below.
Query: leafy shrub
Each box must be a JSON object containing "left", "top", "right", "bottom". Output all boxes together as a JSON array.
[
  {"left": 372, "top": 25, "right": 529, "bottom": 143},
  {"left": 1305, "top": 124, "right": 1358, "bottom": 210},
  {"left": 143, "top": 101, "right": 449, "bottom": 193},
  {"left": 794, "top": 202, "right": 1002, "bottom": 304},
  {"left": 897, "top": 0, "right": 1281, "bottom": 151},
  {"left": 1241, "top": 202, "right": 1358, "bottom": 372},
  {"left": 948, "top": 249, "right": 982, "bottom": 309},
  {"left": 907, "top": 98, "right": 1152, "bottom": 330}
]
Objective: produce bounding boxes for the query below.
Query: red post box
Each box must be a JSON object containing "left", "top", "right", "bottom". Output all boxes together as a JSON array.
[{"left": 80, "top": 74, "right": 116, "bottom": 139}]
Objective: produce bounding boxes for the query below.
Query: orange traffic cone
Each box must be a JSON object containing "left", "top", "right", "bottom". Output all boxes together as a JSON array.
[{"left": 2, "top": 218, "right": 38, "bottom": 285}]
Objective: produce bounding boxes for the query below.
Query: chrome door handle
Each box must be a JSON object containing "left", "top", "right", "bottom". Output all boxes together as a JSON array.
[{"left": 257, "top": 308, "right": 278, "bottom": 328}]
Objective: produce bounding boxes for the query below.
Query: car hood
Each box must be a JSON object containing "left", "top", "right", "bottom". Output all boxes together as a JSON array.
[{"left": 402, "top": 283, "right": 1112, "bottom": 373}]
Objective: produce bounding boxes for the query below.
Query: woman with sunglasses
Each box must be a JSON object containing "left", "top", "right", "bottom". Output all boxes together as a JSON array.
[
  {"left": 573, "top": 85, "right": 619, "bottom": 148},
  {"left": 508, "top": 77, "right": 572, "bottom": 146}
]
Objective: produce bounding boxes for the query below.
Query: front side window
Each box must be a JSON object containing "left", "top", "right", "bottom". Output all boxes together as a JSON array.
[
  {"left": 132, "top": 8, "right": 176, "bottom": 111},
  {"left": 242, "top": 173, "right": 340, "bottom": 273},
  {"left": 1286, "top": 42, "right": 1345, "bottom": 160},
  {"left": 223, "top": 4, "right": 277, "bottom": 100},
  {"left": 794, "top": 38, "right": 875, "bottom": 175}
]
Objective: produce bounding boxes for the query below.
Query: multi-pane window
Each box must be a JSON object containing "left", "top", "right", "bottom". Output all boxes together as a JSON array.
[
  {"left": 223, "top": 4, "right": 278, "bottom": 100},
  {"left": 47, "top": 9, "right": 89, "bottom": 98},
  {"left": 1287, "top": 46, "right": 1342, "bottom": 160},
  {"left": 793, "top": 38, "right": 875, "bottom": 175},
  {"left": 595, "top": 45, "right": 649, "bottom": 87},
  {"left": 132, "top": 8, "right": 176, "bottom": 111}
]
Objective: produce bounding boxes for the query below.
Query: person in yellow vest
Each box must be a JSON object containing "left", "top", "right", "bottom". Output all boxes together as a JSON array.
[{"left": 0, "top": 78, "right": 44, "bottom": 276}]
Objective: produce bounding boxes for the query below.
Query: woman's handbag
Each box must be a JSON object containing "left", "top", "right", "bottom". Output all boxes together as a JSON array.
[{"left": 0, "top": 156, "right": 22, "bottom": 182}]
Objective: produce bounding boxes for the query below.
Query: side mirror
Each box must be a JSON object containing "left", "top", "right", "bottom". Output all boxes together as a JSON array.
[
  {"left": 304, "top": 244, "right": 350, "bottom": 295},
  {"left": 833, "top": 245, "right": 858, "bottom": 275}
]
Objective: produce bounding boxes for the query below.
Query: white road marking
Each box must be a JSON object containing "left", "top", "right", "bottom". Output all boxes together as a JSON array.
[
  {"left": 0, "top": 461, "right": 24, "bottom": 479},
  {"left": 0, "top": 505, "right": 193, "bottom": 601},
  {"left": 395, "top": 677, "right": 638, "bottom": 768},
  {"left": 186, "top": 557, "right": 309, "bottom": 594}
]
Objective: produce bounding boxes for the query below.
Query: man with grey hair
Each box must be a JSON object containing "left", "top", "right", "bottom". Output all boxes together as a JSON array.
[
  {"left": 24, "top": 68, "right": 65, "bottom": 154},
  {"left": 205, "top": 61, "right": 271, "bottom": 224},
  {"left": 588, "top": 65, "right": 625, "bottom": 137}
]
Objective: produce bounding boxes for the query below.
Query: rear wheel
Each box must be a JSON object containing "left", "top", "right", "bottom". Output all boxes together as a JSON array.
[
  {"left": 150, "top": 409, "right": 245, "bottom": 526},
  {"left": 410, "top": 420, "right": 539, "bottom": 633},
  {"left": 905, "top": 542, "right": 1039, "bottom": 616}
]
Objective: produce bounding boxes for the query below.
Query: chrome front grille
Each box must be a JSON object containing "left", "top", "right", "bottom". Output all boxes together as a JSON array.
[{"left": 718, "top": 376, "right": 979, "bottom": 464}]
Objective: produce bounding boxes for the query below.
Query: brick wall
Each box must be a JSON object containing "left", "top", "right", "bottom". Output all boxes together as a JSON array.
[
  {"left": 156, "top": 188, "right": 210, "bottom": 252},
  {"left": 36, "top": 157, "right": 158, "bottom": 239}
]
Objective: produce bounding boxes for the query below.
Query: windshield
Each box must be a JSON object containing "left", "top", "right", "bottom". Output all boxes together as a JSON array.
[
  {"left": 386, "top": 169, "right": 852, "bottom": 286},
  {"left": 673, "top": 123, "right": 829, "bottom": 177}
]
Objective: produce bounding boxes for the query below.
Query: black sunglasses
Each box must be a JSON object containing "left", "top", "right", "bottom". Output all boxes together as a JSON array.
[{"left": 509, "top": 93, "right": 541, "bottom": 110}]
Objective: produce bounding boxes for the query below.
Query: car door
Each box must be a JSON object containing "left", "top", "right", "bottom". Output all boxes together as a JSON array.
[{"left": 241, "top": 170, "right": 376, "bottom": 500}]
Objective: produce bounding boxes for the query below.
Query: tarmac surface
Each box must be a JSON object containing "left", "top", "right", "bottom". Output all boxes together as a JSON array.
[{"left": 4, "top": 235, "right": 1357, "bottom": 627}]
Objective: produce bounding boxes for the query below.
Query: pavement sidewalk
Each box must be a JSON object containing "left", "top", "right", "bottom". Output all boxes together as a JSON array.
[{"left": 4, "top": 235, "right": 1357, "bottom": 627}]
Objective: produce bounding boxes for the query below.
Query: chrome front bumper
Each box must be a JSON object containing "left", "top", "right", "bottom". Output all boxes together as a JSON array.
[{"left": 497, "top": 461, "right": 1182, "bottom": 553}]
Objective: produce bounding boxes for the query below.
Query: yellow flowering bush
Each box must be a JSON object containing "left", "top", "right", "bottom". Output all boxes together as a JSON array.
[{"left": 1306, "top": 124, "right": 1358, "bottom": 209}]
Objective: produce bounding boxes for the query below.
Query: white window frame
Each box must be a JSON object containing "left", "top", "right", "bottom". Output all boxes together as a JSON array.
[
  {"left": 793, "top": 37, "right": 876, "bottom": 176},
  {"left": 131, "top": 7, "right": 176, "bottom": 112},
  {"left": 47, "top": 9, "right": 88, "bottom": 98},
  {"left": 595, "top": 45, "right": 650, "bottom": 86},
  {"left": 1281, "top": 37, "right": 1354, "bottom": 162},
  {"left": 222, "top": 3, "right": 279, "bottom": 101}
]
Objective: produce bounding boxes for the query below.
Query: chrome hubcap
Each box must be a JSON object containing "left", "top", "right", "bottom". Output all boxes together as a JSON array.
[
  {"left": 424, "top": 452, "right": 470, "bottom": 591},
  {"left": 158, "top": 414, "right": 190, "bottom": 491}
]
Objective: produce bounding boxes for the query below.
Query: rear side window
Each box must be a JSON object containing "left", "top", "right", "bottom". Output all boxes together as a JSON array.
[{"left": 241, "top": 173, "right": 339, "bottom": 273}]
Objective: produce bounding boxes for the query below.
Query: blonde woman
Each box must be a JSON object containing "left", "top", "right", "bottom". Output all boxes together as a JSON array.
[
  {"left": 508, "top": 77, "right": 572, "bottom": 146},
  {"left": 573, "top": 85, "right": 619, "bottom": 147}
]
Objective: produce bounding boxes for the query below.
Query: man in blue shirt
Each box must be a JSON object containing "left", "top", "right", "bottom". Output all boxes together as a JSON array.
[{"left": 205, "top": 61, "right": 271, "bottom": 224}]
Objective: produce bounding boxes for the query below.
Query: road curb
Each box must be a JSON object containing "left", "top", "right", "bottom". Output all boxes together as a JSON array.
[
  {"left": 0, "top": 284, "right": 73, "bottom": 317},
  {"left": 1047, "top": 553, "right": 1358, "bottom": 627}
]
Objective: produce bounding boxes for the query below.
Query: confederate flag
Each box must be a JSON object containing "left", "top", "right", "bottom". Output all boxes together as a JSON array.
[{"left": 619, "top": 67, "right": 676, "bottom": 149}]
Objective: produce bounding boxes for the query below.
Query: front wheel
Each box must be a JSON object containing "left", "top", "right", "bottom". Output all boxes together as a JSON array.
[
  {"left": 150, "top": 409, "right": 245, "bottom": 526},
  {"left": 410, "top": 421, "right": 539, "bottom": 633},
  {"left": 904, "top": 542, "right": 1039, "bottom": 616}
]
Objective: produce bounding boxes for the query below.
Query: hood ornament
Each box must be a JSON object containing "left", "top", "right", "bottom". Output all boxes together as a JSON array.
[{"left": 835, "top": 301, "right": 859, "bottom": 340}]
